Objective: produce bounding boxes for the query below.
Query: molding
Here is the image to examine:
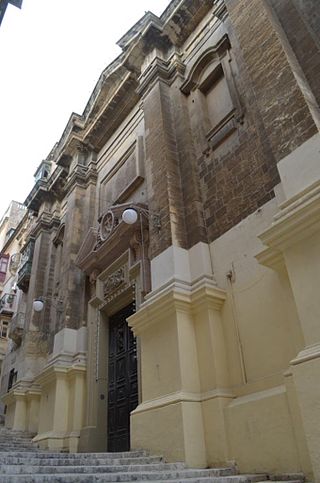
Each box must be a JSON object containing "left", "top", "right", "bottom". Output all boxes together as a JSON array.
[
  {"left": 191, "top": 280, "right": 226, "bottom": 312},
  {"left": 2, "top": 391, "right": 15, "bottom": 405},
  {"left": 255, "top": 247, "right": 285, "bottom": 271},
  {"left": 63, "top": 162, "right": 98, "bottom": 194},
  {"left": 30, "top": 212, "right": 61, "bottom": 238},
  {"left": 181, "top": 34, "right": 231, "bottom": 94},
  {"left": 88, "top": 295, "right": 105, "bottom": 309},
  {"left": 213, "top": 0, "right": 227, "bottom": 22},
  {"left": 137, "top": 53, "right": 186, "bottom": 98},
  {"left": 35, "top": 360, "right": 86, "bottom": 387},
  {"left": 290, "top": 344, "right": 320, "bottom": 366},
  {"left": 259, "top": 180, "right": 320, "bottom": 250},
  {"left": 32, "top": 430, "right": 68, "bottom": 443},
  {"left": 1, "top": 379, "right": 41, "bottom": 405},
  {"left": 132, "top": 388, "right": 234, "bottom": 415},
  {"left": 128, "top": 278, "right": 226, "bottom": 336},
  {"left": 227, "top": 385, "right": 286, "bottom": 407}
]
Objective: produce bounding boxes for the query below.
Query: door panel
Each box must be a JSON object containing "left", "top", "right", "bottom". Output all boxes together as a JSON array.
[{"left": 107, "top": 304, "right": 138, "bottom": 452}]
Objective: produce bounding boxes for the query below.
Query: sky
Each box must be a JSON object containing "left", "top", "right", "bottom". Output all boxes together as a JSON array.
[{"left": 0, "top": 0, "right": 170, "bottom": 217}]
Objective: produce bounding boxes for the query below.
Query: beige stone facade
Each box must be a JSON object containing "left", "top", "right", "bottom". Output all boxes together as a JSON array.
[{"left": 2, "top": 0, "right": 320, "bottom": 481}]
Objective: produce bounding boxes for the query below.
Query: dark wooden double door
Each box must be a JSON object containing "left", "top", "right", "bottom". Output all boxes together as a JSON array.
[{"left": 107, "top": 304, "right": 138, "bottom": 452}]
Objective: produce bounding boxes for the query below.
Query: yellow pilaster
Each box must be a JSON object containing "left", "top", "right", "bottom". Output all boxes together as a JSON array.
[
  {"left": 52, "top": 369, "right": 69, "bottom": 434},
  {"left": 26, "top": 389, "right": 41, "bottom": 434},
  {"left": 128, "top": 280, "right": 228, "bottom": 467},
  {"left": 12, "top": 392, "right": 27, "bottom": 432},
  {"left": 259, "top": 180, "right": 320, "bottom": 482}
]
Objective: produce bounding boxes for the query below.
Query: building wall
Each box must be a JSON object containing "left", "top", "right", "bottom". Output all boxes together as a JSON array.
[{"left": 2, "top": 0, "right": 320, "bottom": 480}]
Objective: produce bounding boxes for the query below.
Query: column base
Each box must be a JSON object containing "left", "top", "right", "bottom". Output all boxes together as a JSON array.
[
  {"left": 131, "top": 395, "right": 207, "bottom": 467},
  {"left": 79, "top": 426, "right": 108, "bottom": 452},
  {"left": 33, "top": 431, "right": 81, "bottom": 452}
]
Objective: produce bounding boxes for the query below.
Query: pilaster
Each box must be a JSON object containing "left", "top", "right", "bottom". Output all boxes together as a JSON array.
[
  {"left": 141, "top": 55, "right": 188, "bottom": 257},
  {"left": 128, "top": 277, "right": 229, "bottom": 467},
  {"left": 32, "top": 327, "right": 87, "bottom": 451},
  {"left": 258, "top": 178, "right": 320, "bottom": 482},
  {"left": 12, "top": 392, "right": 27, "bottom": 432}
]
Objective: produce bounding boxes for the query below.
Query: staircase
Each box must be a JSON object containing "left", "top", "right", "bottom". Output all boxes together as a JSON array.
[{"left": 0, "top": 428, "right": 305, "bottom": 483}]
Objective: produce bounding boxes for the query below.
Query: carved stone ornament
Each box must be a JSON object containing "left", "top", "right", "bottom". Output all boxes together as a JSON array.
[
  {"left": 89, "top": 269, "right": 100, "bottom": 285},
  {"left": 100, "top": 210, "right": 118, "bottom": 241},
  {"left": 104, "top": 266, "right": 127, "bottom": 299}
]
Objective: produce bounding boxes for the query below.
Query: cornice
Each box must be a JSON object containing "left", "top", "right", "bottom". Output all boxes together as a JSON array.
[
  {"left": 35, "top": 365, "right": 69, "bottom": 387},
  {"left": 259, "top": 180, "right": 320, "bottom": 250},
  {"left": 30, "top": 212, "right": 61, "bottom": 238},
  {"left": 24, "top": 166, "right": 68, "bottom": 214},
  {"left": 38, "top": 0, "right": 216, "bottom": 170},
  {"left": 191, "top": 281, "right": 227, "bottom": 312},
  {"left": 255, "top": 247, "right": 285, "bottom": 272},
  {"left": 63, "top": 162, "right": 98, "bottom": 194},
  {"left": 35, "top": 360, "right": 87, "bottom": 387},
  {"left": 137, "top": 53, "right": 186, "bottom": 98},
  {"left": 128, "top": 278, "right": 226, "bottom": 336},
  {"left": 162, "top": 0, "right": 215, "bottom": 48},
  {"left": 24, "top": 179, "right": 50, "bottom": 212}
]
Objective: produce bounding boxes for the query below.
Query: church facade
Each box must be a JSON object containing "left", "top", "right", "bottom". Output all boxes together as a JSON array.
[{"left": 2, "top": 0, "right": 320, "bottom": 481}]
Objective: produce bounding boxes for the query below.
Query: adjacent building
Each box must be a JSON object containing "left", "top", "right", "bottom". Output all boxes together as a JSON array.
[
  {"left": 2, "top": 0, "right": 320, "bottom": 481},
  {"left": 0, "top": 0, "right": 23, "bottom": 26},
  {"left": 0, "top": 201, "right": 27, "bottom": 417}
]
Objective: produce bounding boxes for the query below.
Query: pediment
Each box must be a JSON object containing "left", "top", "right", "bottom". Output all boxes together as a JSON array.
[{"left": 75, "top": 204, "right": 149, "bottom": 277}]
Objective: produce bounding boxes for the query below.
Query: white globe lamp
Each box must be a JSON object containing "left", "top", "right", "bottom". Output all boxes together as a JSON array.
[
  {"left": 33, "top": 299, "right": 44, "bottom": 312},
  {"left": 122, "top": 208, "right": 138, "bottom": 225}
]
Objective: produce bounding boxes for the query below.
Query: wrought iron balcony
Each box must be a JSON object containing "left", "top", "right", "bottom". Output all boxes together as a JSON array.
[
  {"left": 8, "top": 312, "right": 25, "bottom": 347},
  {"left": 17, "top": 239, "right": 35, "bottom": 292}
]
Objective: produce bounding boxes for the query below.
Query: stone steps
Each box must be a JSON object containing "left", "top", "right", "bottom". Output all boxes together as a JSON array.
[
  {"left": 0, "top": 475, "right": 268, "bottom": 483},
  {"left": 0, "top": 428, "right": 306, "bottom": 483},
  {"left": 0, "top": 463, "right": 189, "bottom": 474},
  {"left": 0, "top": 447, "right": 39, "bottom": 452},
  {"left": 0, "top": 456, "right": 164, "bottom": 466},
  {"left": 0, "top": 467, "right": 237, "bottom": 478},
  {"left": 0, "top": 450, "right": 149, "bottom": 459}
]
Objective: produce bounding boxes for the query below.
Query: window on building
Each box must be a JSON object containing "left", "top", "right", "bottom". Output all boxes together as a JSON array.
[
  {"left": 201, "top": 66, "right": 234, "bottom": 130},
  {"left": 0, "top": 254, "right": 9, "bottom": 283},
  {"left": 0, "top": 320, "right": 9, "bottom": 338},
  {"left": 7, "top": 368, "right": 17, "bottom": 392}
]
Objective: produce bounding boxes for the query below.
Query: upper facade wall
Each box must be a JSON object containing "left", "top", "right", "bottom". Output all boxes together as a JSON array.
[
  {"left": 24, "top": 0, "right": 320, "bottom": 277},
  {"left": 90, "top": 0, "right": 319, "bottom": 252},
  {"left": 96, "top": 106, "right": 146, "bottom": 221}
]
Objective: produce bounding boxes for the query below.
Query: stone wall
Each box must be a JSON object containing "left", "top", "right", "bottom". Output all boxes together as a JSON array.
[{"left": 2, "top": 0, "right": 320, "bottom": 478}]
